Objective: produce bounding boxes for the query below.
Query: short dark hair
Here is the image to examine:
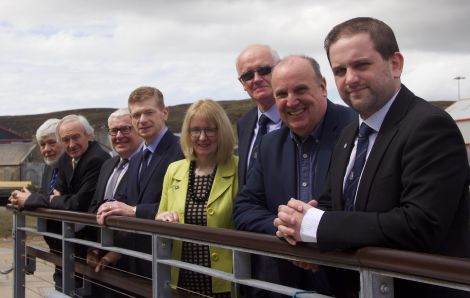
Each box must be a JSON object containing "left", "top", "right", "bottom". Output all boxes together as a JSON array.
[{"left": 324, "top": 17, "right": 400, "bottom": 62}]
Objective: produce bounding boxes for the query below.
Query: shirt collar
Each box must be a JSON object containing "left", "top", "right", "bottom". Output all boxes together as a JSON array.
[
  {"left": 143, "top": 127, "right": 168, "bottom": 154},
  {"left": 258, "top": 104, "right": 281, "bottom": 124}
]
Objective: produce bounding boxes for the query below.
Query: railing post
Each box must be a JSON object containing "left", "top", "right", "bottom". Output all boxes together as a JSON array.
[
  {"left": 233, "top": 251, "right": 251, "bottom": 297},
  {"left": 153, "top": 235, "right": 172, "bottom": 298},
  {"left": 62, "top": 222, "right": 75, "bottom": 296},
  {"left": 360, "top": 269, "right": 394, "bottom": 298},
  {"left": 13, "top": 211, "right": 26, "bottom": 298}
]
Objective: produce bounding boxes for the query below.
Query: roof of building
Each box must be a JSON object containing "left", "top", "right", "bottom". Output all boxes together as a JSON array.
[
  {"left": 0, "top": 126, "right": 26, "bottom": 140},
  {"left": 446, "top": 98, "right": 470, "bottom": 121},
  {"left": 0, "top": 142, "right": 36, "bottom": 166}
]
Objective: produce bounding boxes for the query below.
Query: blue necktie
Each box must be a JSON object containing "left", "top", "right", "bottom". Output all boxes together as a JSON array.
[
  {"left": 249, "top": 114, "right": 270, "bottom": 169},
  {"left": 343, "top": 123, "right": 375, "bottom": 211},
  {"left": 47, "top": 168, "right": 59, "bottom": 195},
  {"left": 139, "top": 149, "right": 152, "bottom": 188}
]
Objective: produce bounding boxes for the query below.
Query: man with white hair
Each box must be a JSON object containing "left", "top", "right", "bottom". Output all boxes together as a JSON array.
[
  {"left": 9, "top": 118, "right": 64, "bottom": 209},
  {"left": 10, "top": 114, "right": 110, "bottom": 292},
  {"left": 87, "top": 108, "right": 142, "bottom": 274}
]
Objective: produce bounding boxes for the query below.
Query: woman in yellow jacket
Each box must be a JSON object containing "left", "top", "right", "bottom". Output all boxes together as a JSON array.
[{"left": 156, "top": 99, "right": 238, "bottom": 297}]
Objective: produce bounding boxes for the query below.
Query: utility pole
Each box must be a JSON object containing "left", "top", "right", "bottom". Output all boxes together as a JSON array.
[{"left": 454, "top": 76, "right": 466, "bottom": 100}]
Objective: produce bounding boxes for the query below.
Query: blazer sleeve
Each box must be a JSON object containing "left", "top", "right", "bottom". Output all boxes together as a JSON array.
[
  {"left": 50, "top": 154, "right": 107, "bottom": 212},
  {"left": 156, "top": 164, "right": 173, "bottom": 216},
  {"left": 233, "top": 138, "right": 278, "bottom": 235}
]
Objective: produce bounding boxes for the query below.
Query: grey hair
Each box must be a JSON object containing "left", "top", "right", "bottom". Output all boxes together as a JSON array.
[
  {"left": 36, "top": 118, "right": 60, "bottom": 143},
  {"left": 56, "top": 114, "right": 94, "bottom": 142},
  {"left": 108, "top": 108, "right": 131, "bottom": 126}
]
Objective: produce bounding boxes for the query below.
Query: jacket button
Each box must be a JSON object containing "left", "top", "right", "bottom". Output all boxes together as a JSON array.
[
  {"left": 207, "top": 208, "right": 214, "bottom": 215},
  {"left": 211, "top": 252, "right": 219, "bottom": 262}
]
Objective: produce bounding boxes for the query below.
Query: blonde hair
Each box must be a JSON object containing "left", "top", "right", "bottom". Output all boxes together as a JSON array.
[{"left": 180, "top": 99, "right": 235, "bottom": 163}]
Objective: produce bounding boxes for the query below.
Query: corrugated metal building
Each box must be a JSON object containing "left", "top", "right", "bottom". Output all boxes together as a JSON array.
[{"left": 446, "top": 98, "right": 470, "bottom": 163}]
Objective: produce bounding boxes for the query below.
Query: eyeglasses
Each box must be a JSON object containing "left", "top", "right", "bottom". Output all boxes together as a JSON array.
[
  {"left": 189, "top": 127, "right": 217, "bottom": 138},
  {"left": 108, "top": 126, "right": 132, "bottom": 136},
  {"left": 239, "top": 65, "right": 272, "bottom": 82}
]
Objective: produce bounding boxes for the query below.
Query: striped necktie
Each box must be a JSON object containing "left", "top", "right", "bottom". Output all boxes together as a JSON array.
[{"left": 343, "top": 123, "right": 375, "bottom": 211}]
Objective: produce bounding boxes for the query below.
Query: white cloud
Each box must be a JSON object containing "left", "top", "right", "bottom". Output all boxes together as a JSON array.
[{"left": 0, "top": 0, "right": 469, "bottom": 115}]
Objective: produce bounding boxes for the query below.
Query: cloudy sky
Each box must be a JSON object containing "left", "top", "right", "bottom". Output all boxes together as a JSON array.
[{"left": 0, "top": 0, "right": 469, "bottom": 116}]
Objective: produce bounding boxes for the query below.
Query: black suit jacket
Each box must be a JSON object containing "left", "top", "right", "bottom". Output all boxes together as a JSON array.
[
  {"left": 25, "top": 141, "right": 110, "bottom": 255},
  {"left": 236, "top": 107, "right": 258, "bottom": 192},
  {"left": 318, "top": 85, "right": 470, "bottom": 297},
  {"left": 123, "top": 129, "right": 183, "bottom": 219},
  {"left": 88, "top": 156, "right": 128, "bottom": 213},
  {"left": 25, "top": 141, "right": 110, "bottom": 211}
]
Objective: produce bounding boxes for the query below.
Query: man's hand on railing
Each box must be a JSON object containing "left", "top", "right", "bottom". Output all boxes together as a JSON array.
[
  {"left": 155, "top": 211, "right": 180, "bottom": 223},
  {"left": 8, "top": 187, "right": 31, "bottom": 209},
  {"left": 87, "top": 249, "right": 122, "bottom": 273},
  {"left": 290, "top": 260, "right": 319, "bottom": 272},
  {"left": 96, "top": 201, "right": 136, "bottom": 225},
  {"left": 274, "top": 198, "right": 316, "bottom": 245}
]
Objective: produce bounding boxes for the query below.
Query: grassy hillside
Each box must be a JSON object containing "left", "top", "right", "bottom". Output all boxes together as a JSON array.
[{"left": 0, "top": 99, "right": 256, "bottom": 138}]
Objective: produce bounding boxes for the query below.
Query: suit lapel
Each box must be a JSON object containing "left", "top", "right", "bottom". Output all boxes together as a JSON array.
[
  {"left": 208, "top": 158, "right": 235, "bottom": 206},
  {"left": 333, "top": 124, "right": 357, "bottom": 210},
  {"left": 139, "top": 131, "right": 171, "bottom": 199},
  {"left": 354, "top": 86, "right": 414, "bottom": 210},
  {"left": 238, "top": 109, "right": 257, "bottom": 175}
]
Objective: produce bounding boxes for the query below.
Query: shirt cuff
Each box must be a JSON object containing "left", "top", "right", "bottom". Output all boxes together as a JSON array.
[{"left": 300, "top": 208, "right": 325, "bottom": 243}]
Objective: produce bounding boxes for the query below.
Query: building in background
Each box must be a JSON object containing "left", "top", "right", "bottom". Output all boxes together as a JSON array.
[{"left": 446, "top": 98, "right": 470, "bottom": 163}]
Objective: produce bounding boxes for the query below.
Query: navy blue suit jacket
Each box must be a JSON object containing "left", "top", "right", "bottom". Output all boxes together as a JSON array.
[
  {"left": 123, "top": 129, "right": 182, "bottom": 219},
  {"left": 236, "top": 107, "right": 258, "bottom": 192},
  {"left": 233, "top": 100, "right": 356, "bottom": 235}
]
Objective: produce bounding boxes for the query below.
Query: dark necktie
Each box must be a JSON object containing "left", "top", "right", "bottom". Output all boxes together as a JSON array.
[
  {"left": 249, "top": 114, "right": 270, "bottom": 169},
  {"left": 104, "top": 159, "right": 129, "bottom": 202},
  {"left": 139, "top": 149, "right": 152, "bottom": 185},
  {"left": 47, "top": 168, "right": 59, "bottom": 195},
  {"left": 343, "top": 123, "right": 375, "bottom": 211}
]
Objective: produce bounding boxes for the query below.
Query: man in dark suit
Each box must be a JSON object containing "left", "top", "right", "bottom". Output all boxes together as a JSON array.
[
  {"left": 87, "top": 108, "right": 142, "bottom": 273},
  {"left": 236, "top": 44, "right": 282, "bottom": 192},
  {"left": 96, "top": 86, "right": 182, "bottom": 278},
  {"left": 10, "top": 118, "right": 64, "bottom": 209},
  {"left": 11, "top": 114, "right": 110, "bottom": 291},
  {"left": 234, "top": 55, "right": 356, "bottom": 296},
  {"left": 275, "top": 17, "right": 470, "bottom": 298}
]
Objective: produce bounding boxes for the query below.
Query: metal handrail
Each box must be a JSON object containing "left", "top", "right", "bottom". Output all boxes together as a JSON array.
[{"left": 10, "top": 207, "right": 470, "bottom": 297}]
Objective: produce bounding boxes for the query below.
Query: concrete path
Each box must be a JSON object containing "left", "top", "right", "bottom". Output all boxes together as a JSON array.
[{"left": 0, "top": 237, "right": 55, "bottom": 297}]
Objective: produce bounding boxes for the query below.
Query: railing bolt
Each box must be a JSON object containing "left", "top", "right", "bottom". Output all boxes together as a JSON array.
[
  {"left": 380, "top": 283, "right": 390, "bottom": 294},
  {"left": 161, "top": 242, "right": 166, "bottom": 248}
]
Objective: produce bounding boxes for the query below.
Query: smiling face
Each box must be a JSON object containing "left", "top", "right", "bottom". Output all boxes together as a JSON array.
[
  {"left": 237, "top": 45, "right": 278, "bottom": 112},
  {"left": 272, "top": 57, "right": 327, "bottom": 139},
  {"left": 129, "top": 97, "right": 168, "bottom": 144},
  {"left": 108, "top": 115, "right": 142, "bottom": 159},
  {"left": 329, "top": 33, "right": 403, "bottom": 119},
  {"left": 39, "top": 134, "right": 64, "bottom": 166},
  {"left": 189, "top": 115, "right": 218, "bottom": 161},
  {"left": 59, "top": 120, "right": 91, "bottom": 159}
]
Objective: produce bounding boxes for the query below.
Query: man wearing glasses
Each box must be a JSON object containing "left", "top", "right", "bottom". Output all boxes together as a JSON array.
[{"left": 236, "top": 44, "right": 283, "bottom": 192}]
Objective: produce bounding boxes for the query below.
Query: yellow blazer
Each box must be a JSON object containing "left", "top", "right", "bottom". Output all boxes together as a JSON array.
[{"left": 157, "top": 155, "right": 238, "bottom": 294}]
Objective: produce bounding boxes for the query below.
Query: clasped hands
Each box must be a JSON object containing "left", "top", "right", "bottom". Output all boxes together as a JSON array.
[
  {"left": 8, "top": 187, "right": 31, "bottom": 209},
  {"left": 274, "top": 198, "right": 319, "bottom": 271},
  {"left": 86, "top": 249, "right": 122, "bottom": 273},
  {"left": 96, "top": 201, "right": 135, "bottom": 225}
]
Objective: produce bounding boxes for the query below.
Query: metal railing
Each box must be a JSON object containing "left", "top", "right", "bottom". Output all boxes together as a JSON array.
[{"left": 10, "top": 208, "right": 470, "bottom": 298}]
